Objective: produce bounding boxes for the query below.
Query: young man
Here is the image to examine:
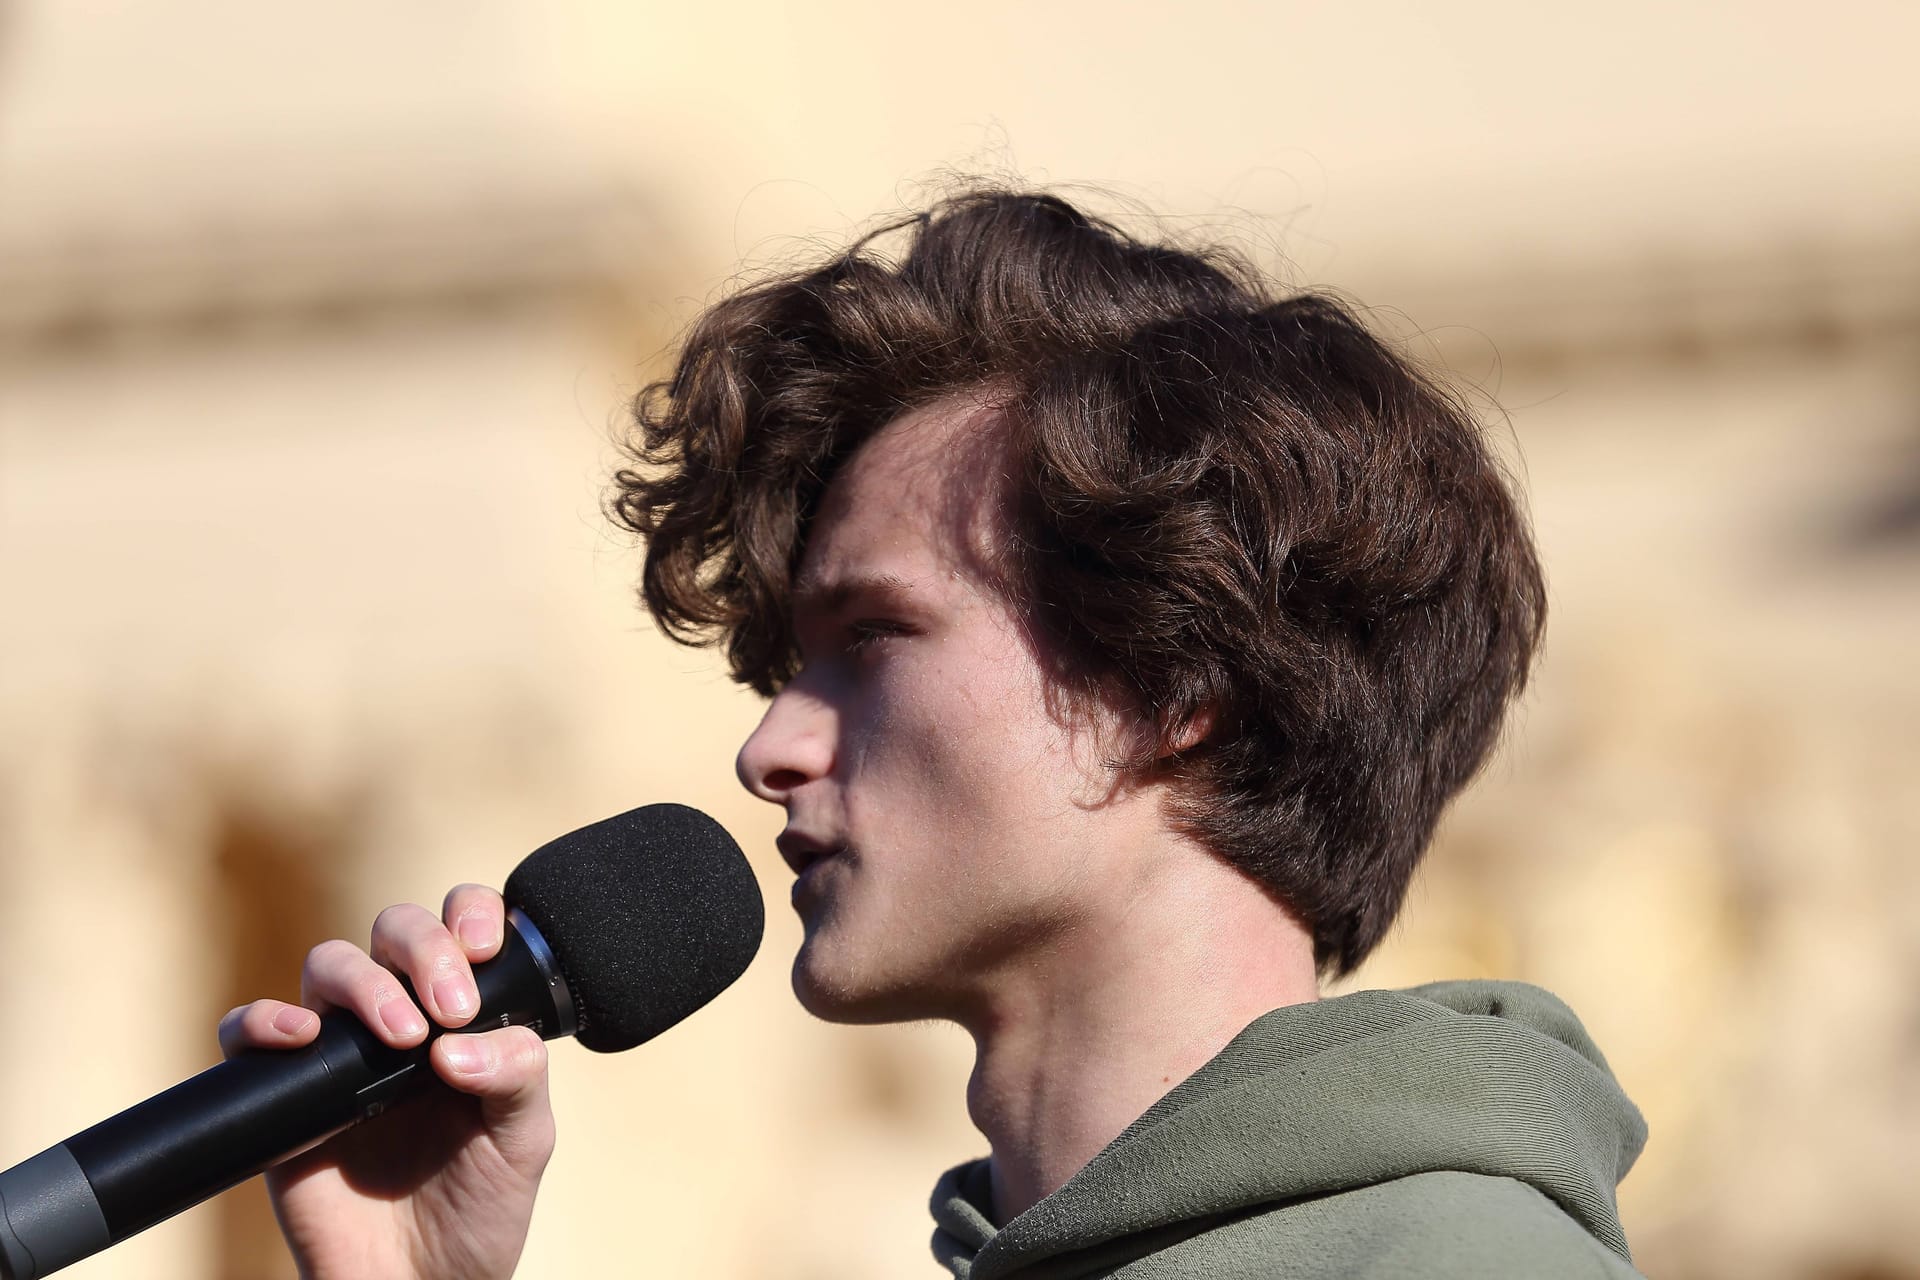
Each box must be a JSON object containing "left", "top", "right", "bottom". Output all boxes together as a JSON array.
[{"left": 225, "top": 190, "right": 1647, "bottom": 1277}]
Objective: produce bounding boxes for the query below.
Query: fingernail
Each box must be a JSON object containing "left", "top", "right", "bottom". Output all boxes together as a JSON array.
[
  {"left": 458, "top": 913, "right": 497, "bottom": 950},
  {"left": 441, "top": 1036, "right": 490, "bottom": 1074},
  {"left": 381, "top": 998, "right": 427, "bottom": 1039},
  {"left": 273, "top": 1007, "right": 315, "bottom": 1035},
  {"left": 433, "top": 977, "right": 475, "bottom": 1019}
]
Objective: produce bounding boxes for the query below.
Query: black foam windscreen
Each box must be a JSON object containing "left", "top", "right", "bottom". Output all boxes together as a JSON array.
[{"left": 503, "top": 804, "right": 763, "bottom": 1053}]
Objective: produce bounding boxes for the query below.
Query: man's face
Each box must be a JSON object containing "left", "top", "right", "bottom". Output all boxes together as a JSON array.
[{"left": 735, "top": 396, "right": 1159, "bottom": 1025}]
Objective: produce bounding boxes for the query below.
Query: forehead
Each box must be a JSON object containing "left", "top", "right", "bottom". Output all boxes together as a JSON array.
[{"left": 797, "top": 394, "right": 1012, "bottom": 592}]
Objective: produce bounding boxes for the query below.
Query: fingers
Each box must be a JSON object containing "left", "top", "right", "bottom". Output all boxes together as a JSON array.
[
  {"left": 218, "top": 1000, "right": 320, "bottom": 1059},
  {"left": 238, "top": 885, "right": 509, "bottom": 1058},
  {"left": 301, "top": 936, "right": 432, "bottom": 1046},
  {"left": 368, "top": 902, "right": 481, "bottom": 1030},
  {"left": 443, "top": 883, "right": 507, "bottom": 964}
]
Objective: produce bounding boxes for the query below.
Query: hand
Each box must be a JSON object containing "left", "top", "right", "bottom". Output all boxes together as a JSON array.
[{"left": 218, "top": 886, "right": 555, "bottom": 1280}]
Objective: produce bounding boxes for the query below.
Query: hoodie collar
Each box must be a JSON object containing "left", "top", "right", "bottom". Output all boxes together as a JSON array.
[{"left": 932, "top": 982, "right": 1646, "bottom": 1280}]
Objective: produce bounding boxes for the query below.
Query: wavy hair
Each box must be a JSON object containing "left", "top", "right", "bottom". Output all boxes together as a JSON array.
[{"left": 612, "top": 189, "right": 1545, "bottom": 975}]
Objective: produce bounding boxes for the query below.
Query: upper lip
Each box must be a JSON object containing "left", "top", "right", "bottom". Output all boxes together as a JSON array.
[{"left": 775, "top": 831, "right": 843, "bottom": 877}]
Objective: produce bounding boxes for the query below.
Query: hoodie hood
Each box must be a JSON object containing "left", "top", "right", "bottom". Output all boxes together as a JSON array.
[{"left": 931, "top": 981, "right": 1647, "bottom": 1279}]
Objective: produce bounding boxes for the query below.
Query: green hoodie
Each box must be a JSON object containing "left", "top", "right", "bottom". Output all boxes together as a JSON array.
[{"left": 930, "top": 982, "right": 1647, "bottom": 1279}]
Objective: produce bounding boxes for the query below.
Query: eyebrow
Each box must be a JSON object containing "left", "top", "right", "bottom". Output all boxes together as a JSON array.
[{"left": 791, "top": 571, "right": 918, "bottom": 619}]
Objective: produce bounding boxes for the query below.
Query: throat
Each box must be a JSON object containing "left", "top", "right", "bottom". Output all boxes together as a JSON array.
[
  {"left": 954, "top": 876, "right": 1321, "bottom": 1222},
  {"left": 961, "top": 984, "right": 1309, "bottom": 1223}
]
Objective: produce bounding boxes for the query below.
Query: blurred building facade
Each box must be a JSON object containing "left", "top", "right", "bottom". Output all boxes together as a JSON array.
[{"left": 2, "top": 4, "right": 1917, "bottom": 1277}]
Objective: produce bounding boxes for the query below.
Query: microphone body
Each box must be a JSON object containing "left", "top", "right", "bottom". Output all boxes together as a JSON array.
[{"left": 0, "top": 908, "right": 574, "bottom": 1280}]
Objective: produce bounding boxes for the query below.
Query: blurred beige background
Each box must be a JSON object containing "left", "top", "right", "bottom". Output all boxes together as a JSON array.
[{"left": 2, "top": 3, "right": 1917, "bottom": 1277}]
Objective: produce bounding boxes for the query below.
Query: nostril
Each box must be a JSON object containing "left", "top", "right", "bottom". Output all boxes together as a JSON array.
[
  {"left": 736, "top": 690, "right": 831, "bottom": 799},
  {"left": 759, "top": 767, "right": 810, "bottom": 796}
]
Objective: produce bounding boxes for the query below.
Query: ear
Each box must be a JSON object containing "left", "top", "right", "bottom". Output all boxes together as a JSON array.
[{"left": 1158, "top": 704, "right": 1216, "bottom": 758}]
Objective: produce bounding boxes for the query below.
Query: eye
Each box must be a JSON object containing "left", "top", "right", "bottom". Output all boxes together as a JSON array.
[{"left": 845, "top": 618, "right": 912, "bottom": 653}]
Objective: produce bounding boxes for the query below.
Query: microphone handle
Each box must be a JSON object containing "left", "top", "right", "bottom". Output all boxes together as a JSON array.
[{"left": 0, "top": 909, "right": 574, "bottom": 1280}]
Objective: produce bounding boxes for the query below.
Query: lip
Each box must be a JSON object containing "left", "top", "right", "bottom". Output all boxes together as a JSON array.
[
  {"left": 777, "top": 832, "right": 847, "bottom": 909},
  {"left": 775, "top": 831, "right": 845, "bottom": 877}
]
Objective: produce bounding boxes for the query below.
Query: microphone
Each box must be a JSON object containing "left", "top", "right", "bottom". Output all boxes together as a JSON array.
[{"left": 0, "top": 803, "right": 764, "bottom": 1280}]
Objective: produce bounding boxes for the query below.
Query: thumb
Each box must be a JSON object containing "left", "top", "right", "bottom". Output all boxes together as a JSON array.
[{"left": 431, "top": 1026, "right": 555, "bottom": 1171}]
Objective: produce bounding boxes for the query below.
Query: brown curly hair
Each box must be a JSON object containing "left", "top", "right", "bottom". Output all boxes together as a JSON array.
[{"left": 612, "top": 189, "right": 1546, "bottom": 976}]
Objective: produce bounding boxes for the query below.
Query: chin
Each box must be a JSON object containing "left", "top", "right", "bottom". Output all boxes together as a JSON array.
[{"left": 789, "top": 937, "right": 941, "bottom": 1026}]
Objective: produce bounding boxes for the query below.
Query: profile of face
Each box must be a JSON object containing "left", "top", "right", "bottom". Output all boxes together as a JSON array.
[{"left": 735, "top": 395, "right": 1172, "bottom": 1026}]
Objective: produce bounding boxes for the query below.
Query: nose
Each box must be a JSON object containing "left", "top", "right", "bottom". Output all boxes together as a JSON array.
[{"left": 735, "top": 682, "right": 835, "bottom": 804}]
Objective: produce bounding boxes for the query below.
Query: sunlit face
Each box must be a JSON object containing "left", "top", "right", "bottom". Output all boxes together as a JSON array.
[{"left": 735, "top": 395, "right": 1160, "bottom": 1025}]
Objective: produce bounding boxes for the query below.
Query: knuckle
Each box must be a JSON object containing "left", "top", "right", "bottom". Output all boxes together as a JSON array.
[
  {"left": 442, "top": 882, "right": 492, "bottom": 910},
  {"left": 482, "top": 1027, "right": 546, "bottom": 1077},
  {"left": 403, "top": 935, "right": 461, "bottom": 984},
  {"left": 444, "top": 886, "right": 504, "bottom": 936},
  {"left": 306, "top": 938, "right": 361, "bottom": 974},
  {"left": 376, "top": 906, "right": 457, "bottom": 968},
  {"left": 508, "top": 1026, "right": 547, "bottom": 1064},
  {"left": 371, "top": 902, "right": 429, "bottom": 938},
  {"left": 306, "top": 941, "right": 403, "bottom": 1009},
  {"left": 364, "top": 973, "right": 405, "bottom": 1006}
]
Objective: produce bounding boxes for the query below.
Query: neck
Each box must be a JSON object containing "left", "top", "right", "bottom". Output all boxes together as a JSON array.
[{"left": 956, "top": 847, "right": 1320, "bottom": 1223}]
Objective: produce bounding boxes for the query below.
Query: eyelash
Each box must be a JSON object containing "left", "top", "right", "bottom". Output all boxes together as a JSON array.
[{"left": 845, "top": 619, "right": 910, "bottom": 652}]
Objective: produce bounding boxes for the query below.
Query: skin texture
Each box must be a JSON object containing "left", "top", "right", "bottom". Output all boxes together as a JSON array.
[
  {"left": 220, "top": 887, "right": 552, "bottom": 1280},
  {"left": 734, "top": 395, "right": 1322, "bottom": 1221},
  {"left": 738, "top": 394, "right": 1148, "bottom": 1027},
  {"left": 231, "top": 393, "right": 1322, "bottom": 1276}
]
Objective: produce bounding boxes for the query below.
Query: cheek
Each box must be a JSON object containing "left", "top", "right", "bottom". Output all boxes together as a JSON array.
[
  {"left": 861, "top": 641, "right": 1091, "bottom": 828},
  {"left": 848, "top": 654, "right": 1011, "bottom": 800}
]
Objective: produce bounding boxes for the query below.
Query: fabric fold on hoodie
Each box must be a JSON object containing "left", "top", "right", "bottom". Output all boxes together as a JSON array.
[{"left": 931, "top": 981, "right": 1648, "bottom": 1279}]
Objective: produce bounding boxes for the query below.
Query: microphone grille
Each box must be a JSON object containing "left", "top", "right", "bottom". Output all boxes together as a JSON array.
[{"left": 504, "top": 804, "right": 763, "bottom": 1053}]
